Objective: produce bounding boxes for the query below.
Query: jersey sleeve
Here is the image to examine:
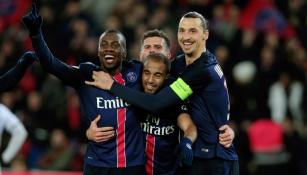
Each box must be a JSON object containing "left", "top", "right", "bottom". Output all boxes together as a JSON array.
[
  {"left": 179, "top": 60, "right": 210, "bottom": 91},
  {"left": 0, "top": 56, "right": 34, "bottom": 92},
  {"left": 111, "top": 82, "right": 181, "bottom": 112},
  {"left": 110, "top": 60, "right": 210, "bottom": 112},
  {"left": 31, "top": 31, "right": 84, "bottom": 87}
]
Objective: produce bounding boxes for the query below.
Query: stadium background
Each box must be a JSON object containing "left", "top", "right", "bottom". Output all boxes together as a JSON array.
[{"left": 0, "top": 0, "right": 306, "bottom": 174}]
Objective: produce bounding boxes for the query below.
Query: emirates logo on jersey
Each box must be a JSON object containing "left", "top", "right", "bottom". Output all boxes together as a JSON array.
[
  {"left": 140, "top": 114, "right": 176, "bottom": 136},
  {"left": 140, "top": 122, "right": 175, "bottom": 136},
  {"left": 96, "top": 97, "right": 130, "bottom": 109},
  {"left": 126, "top": 72, "right": 137, "bottom": 82}
]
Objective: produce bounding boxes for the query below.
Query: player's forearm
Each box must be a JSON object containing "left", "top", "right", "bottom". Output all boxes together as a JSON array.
[
  {"left": 31, "top": 32, "right": 57, "bottom": 73},
  {"left": 111, "top": 82, "right": 181, "bottom": 113},
  {"left": 0, "top": 58, "right": 32, "bottom": 92},
  {"left": 183, "top": 125, "right": 197, "bottom": 143},
  {"left": 178, "top": 114, "right": 197, "bottom": 143}
]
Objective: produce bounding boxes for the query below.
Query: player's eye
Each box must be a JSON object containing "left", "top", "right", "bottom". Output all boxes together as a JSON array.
[
  {"left": 154, "top": 45, "right": 162, "bottom": 50},
  {"left": 144, "top": 45, "right": 151, "bottom": 50}
]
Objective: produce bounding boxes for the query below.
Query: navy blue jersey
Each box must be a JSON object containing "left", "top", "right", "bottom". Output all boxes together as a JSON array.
[
  {"left": 137, "top": 103, "right": 188, "bottom": 175},
  {"left": 31, "top": 32, "right": 145, "bottom": 168},
  {"left": 171, "top": 52, "right": 238, "bottom": 160},
  {"left": 109, "top": 50, "right": 238, "bottom": 161}
]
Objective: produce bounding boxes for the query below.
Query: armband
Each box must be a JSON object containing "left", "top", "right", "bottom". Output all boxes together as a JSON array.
[{"left": 170, "top": 78, "right": 193, "bottom": 100}]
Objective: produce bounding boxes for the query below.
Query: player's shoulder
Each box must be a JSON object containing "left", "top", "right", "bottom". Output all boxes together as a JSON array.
[
  {"left": 74, "top": 62, "right": 101, "bottom": 79},
  {"left": 173, "top": 54, "right": 185, "bottom": 63},
  {"left": 202, "top": 50, "right": 218, "bottom": 66},
  {"left": 76, "top": 62, "right": 99, "bottom": 69},
  {"left": 170, "top": 54, "right": 186, "bottom": 75},
  {"left": 123, "top": 59, "right": 143, "bottom": 67},
  {"left": 122, "top": 59, "right": 143, "bottom": 72}
]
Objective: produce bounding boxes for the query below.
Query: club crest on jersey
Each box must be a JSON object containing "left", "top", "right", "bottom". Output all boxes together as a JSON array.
[{"left": 126, "top": 72, "right": 137, "bottom": 82}]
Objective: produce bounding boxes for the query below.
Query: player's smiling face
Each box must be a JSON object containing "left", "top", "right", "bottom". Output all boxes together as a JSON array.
[
  {"left": 142, "top": 59, "right": 168, "bottom": 94},
  {"left": 98, "top": 32, "right": 126, "bottom": 73},
  {"left": 139, "top": 36, "right": 170, "bottom": 61},
  {"left": 177, "top": 17, "right": 208, "bottom": 56}
]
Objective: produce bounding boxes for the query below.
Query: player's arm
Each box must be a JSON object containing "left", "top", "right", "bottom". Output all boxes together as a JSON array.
[
  {"left": 177, "top": 113, "right": 197, "bottom": 143},
  {"left": 86, "top": 115, "right": 115, "bottom": 142},
  {"left": 22, "top": 4, "right": 83, "bottom": 86},
  {"left": 0, "top": 104, "right": 28, "bottom": 164},
  {"left": 0, "top": 51, "right": 37, "bottom": 92},
  {"left": 85, "top": 62, "right": 208, "bottom": 112},
  {"left": 176, "top": 113, "right": 197, "bottom": 166}
]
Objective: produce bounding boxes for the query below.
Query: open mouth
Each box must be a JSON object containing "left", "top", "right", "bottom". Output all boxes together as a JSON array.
[
  {"left": 145, "top": 84, "right": 156, "bottom": 92},
  {"left": 104, "top": 54, "right": 115, "bottom": 63},
  {"left": 182, "top": 41, "right": 193, "bottom": 50}
]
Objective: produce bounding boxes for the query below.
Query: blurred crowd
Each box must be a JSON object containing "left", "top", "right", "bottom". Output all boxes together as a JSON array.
[{"left": 0, "top": 0, "right": 306, "bottom": 174}]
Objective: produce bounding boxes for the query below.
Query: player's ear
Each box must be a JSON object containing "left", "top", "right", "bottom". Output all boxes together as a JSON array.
[
  {"left": 203, "top": 30, "right": 209, "bottom": 40},
  {"left": 167, "top": 52, "right": 171, "bottom": 60},
  {"left": 121, "top": 48, "right": 127, "bottom": 59},
  {"left": 123, "top": 51, "right": 127, "bottom": 59}
]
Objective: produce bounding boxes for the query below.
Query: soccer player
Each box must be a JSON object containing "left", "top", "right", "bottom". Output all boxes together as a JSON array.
[
  {"left": 87, "top": 52, "right": 197, "bottom": 175},
  {"left": 23, "top": 4, "right": 145, "bottom": 175},
  {"left": 139, "top": 29, "right": 171, "bottom": 61},
  {"left": 140, "top": 29, "right": 234, "bottom": 148},
  {"left": 84, "top": 12, "right": 239, "bottom": 175}
]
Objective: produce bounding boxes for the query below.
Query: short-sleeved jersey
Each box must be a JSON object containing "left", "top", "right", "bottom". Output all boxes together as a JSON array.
[
  {"left": 137, "top": 102, "right": 188, "bottom": 175},
  {"left": 31, "top": 33, "right": 145, "bottom": 168},
  {"left": 171, "top": 51, "right": 238, "bottom": 160}
]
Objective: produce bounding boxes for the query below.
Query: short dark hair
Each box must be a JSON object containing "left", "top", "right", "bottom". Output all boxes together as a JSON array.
[
  {"left": 182, "top": 12, "right": 209, "bottom": 31},
  {"left": 141, "top": 29, "right": 170, "bottom": 50},
  {"left": 101, "top": 29, "right": 127, "bottom": 51},
  {"left": 143, "top": 52, "right": 171, "bottom": 74}
]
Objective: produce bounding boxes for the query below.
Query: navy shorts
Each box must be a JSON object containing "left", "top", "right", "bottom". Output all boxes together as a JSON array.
[{"left": 180, "top": 157, "right": 239, "bottom": 175}]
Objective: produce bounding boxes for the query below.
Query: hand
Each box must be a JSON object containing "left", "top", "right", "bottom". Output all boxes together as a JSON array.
[
  {"left": 219, "top": 124, "right": 234, "bottom": 148},
  {"left": 86, "top": 115, "right": 115, "bottom": 142},
  {"left": 22, "top": 3, "right": 43, "bottom": 36},
  {"left": 20, "top": 51, "right": 38, "bottom": 63},
  {"left": 85, "top": 71, "right": 114, "bottom": 90},
  {"left": 176, "top": 137, "right": 193, "bottom": 166}
]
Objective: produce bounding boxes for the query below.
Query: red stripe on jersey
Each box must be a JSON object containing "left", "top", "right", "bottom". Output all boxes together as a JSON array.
[
  {"left": 145, "top": 134, "right": 155, "bottom": 175},
  {"left": 114, "top": 73, "right": 126, "bottom": 168},
  {"left": 117, "top": 108, "right": 126, "bottom": 167}
]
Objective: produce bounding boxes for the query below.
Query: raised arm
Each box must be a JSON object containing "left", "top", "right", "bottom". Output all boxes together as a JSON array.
[
  {"left": 22, "top": 4, "right": 83, "bottom": 86},
  {"left": 0, "top": 52, "right": 36, "bottom": 92}
]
